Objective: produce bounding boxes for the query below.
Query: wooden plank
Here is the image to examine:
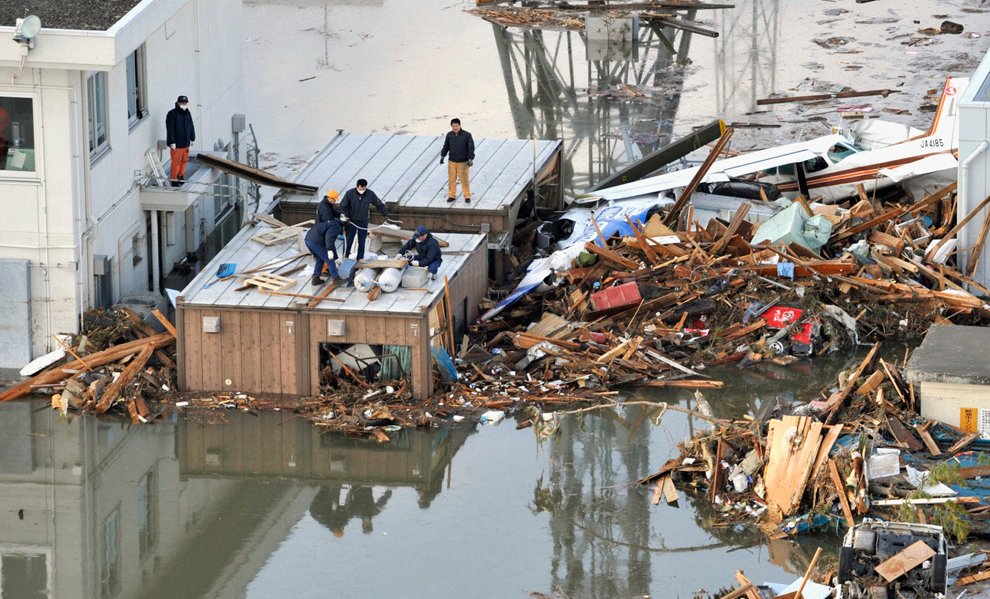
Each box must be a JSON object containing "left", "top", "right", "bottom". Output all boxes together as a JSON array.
[
  {"left": 278, "top": 312, "right": 298, "bottom": 394},
  {"left": 915, "top": 424, "right": 942, "bottom": 456},
  {"left": 240, "top": 311, "right": 261, "bottom": 394},
  {"left": 874, "top": 540, "right": 936, "bottom": 583},
  {"left": 823, "top": 343, "right": 880, "bottom": 416},
  {"left": 831, "top": 182, "right": 955, "bottom": 243},
  {"left": 259, "top": 312, "right": 282, "bottom": 394},
  {"left": 664, "top": 127, "right": 734, "bottom": 226},
  {"left": 733, "top": 572, "right": 762, "bottom": 599},
  {"left": 651, "top": 479, "right": 664, "bottom": 505},
  {"left": 719, "top": 584, "right": 754, "bottom": 599},
  {"left": 812, "top": 424, "right": 844, "bottom": 477},
  {"left": 947, "top": 432, "right": 979, "bottom": 454},
  {"left": 957, "top": 569, "right": 990, "bottom": 585},
  {"left": 221, "top": 311, "right": 242, "bottom": 393},
  {"left": 886, "top": 415, "right": 924, "bottom": 452},
  {"left": 763, "top": 415, "right": 824, "bottom": 521},
  {"left": 661, "top": 474, "right": 680, "bottom": 505},
  {"left": 829, "top": 459, "right": 856, "bottom": 529},
  {"left": 151, "top": 309, "right": 177, "bottom": 337}
]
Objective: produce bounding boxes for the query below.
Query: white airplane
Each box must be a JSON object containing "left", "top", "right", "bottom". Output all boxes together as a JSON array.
[{"left": 588, "top": 77, "right": 968, "bottom": 205}]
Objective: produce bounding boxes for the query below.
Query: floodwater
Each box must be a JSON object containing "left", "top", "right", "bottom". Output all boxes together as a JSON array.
[
  {"left": 4, "top": 0, "right": 989, "bottom": 597},
  {"left": 1, "top": 357, "right": 852, "bottom": 599}
]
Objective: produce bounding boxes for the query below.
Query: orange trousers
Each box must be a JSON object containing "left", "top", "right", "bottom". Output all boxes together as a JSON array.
[
  {"left": 170, "top": 147, "right": 190, "bottom": 180},
  {"left": 447, "top": 160, "right": 471, "bottom": 199}
]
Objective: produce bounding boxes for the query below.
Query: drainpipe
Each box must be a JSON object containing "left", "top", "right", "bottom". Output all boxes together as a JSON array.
[
  {"left": 960, "top": 140, "right": 989, "bottom": 281},
  {"left": 150, "top": 210, "right": 161, "bottom": 293}
]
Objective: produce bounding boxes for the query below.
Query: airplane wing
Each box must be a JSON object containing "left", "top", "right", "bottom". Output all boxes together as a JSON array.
[
  {"left": 877, "top": 153, "right": 957, "bottom": 182},
  {"left": 593, "top": 135, "right": 848, "bottom": 201}
]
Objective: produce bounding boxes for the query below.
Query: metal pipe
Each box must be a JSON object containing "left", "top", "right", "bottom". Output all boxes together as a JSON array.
[{"left": 959, "top": 140, "right": 989, "bottom": 278}]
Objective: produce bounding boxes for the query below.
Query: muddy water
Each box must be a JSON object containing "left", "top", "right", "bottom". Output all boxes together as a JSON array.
[{"left": 0, "top": 356, "right": 850, "bottom": 599}]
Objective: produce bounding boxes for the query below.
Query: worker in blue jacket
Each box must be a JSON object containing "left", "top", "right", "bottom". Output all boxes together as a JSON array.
[
  {"left": 306, "top": 218, "right": 343, "bottom": 286},
  {"left": 398, "top": 226, "right": 442, "bottom": 280},
  {"left": 339, "top": 179, "right": 388, "bottom": 261}
]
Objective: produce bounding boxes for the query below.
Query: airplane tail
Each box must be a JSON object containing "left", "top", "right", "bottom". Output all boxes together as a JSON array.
[{"left": 924, "top": 77, "right": 969, "bottom": 145}]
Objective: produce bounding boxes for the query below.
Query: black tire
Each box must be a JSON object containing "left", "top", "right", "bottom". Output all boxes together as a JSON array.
[
  {"left": 837, "top": 547, "right": 855, "bottom": 583},
  {"left": 931, "top": 554, "right": 947, "bottom": 592}
]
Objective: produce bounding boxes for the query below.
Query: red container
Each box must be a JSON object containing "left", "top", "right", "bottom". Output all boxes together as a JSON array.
[
  {"left": 763, "top": 306, "right": 803, "bottom": 329},
  {"left": 591, "top": 282, "right": 642, "bottom": 311}
]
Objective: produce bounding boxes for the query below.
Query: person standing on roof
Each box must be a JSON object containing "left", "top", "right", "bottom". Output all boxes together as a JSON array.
[
  {"left": 339, "top": 179, "right": 388, "bottom": 262},
  {"left": 305, "top": 217, "right": 344, "bottom": 286},
  {"left": 440, "top": 118, "right": 475, "bottom": 203},
  {"left": 165, "top": 95, "right": 196, "bottom": 187},
  {"left": 397, "top": 226, "right": 442, "bottom": 281}
]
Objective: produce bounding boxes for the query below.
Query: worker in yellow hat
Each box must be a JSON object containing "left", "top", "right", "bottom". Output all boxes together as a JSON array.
[{"left": 317, "top": 189, "right": 340, "bottom": 223}]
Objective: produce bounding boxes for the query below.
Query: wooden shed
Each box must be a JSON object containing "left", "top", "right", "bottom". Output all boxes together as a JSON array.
[
  {"left": 176, "top": 224, "right": 488, "bottom": 400},
  {"left": 272, "top": 132, "right": 563, "bottom": 279}
]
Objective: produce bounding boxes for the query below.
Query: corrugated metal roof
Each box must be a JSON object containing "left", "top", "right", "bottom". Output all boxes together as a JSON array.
[
  {"left": 280, "top": 132, "right": 561, "bottom": 212},
  {"left": 179, "top": 223, "right": 485, "bottom": 315}
]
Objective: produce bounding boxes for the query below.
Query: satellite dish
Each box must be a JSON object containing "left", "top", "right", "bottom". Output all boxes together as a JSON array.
[{"left": 14, "top": 15, "right": 42, "bottom": 42}]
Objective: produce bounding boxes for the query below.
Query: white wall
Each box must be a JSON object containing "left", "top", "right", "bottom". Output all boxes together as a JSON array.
[
  {"left": 958, "top": 51, "right": 990, "bottom": 287},
  {"left": 0, "top": 0, "right": 244, "bottom": 366}
]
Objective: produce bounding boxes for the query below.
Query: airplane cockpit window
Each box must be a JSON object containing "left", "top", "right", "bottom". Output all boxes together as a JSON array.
[{"left": 827, "top": 142, "right": 859, "bottom": 163}]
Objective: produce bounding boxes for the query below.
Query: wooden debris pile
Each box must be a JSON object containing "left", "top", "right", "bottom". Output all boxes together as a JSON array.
[
  {"left": 0, "top": 308, "right": 177, "bottom": 423},
  {"left": 464, "top": 179, "right": 988, "bottom": 408},
  {"left": 639, "top": 344, "right": 990, "bottom": 548},
  {"left": 468, "top": 1, "right": 730, "bottom": 34}
]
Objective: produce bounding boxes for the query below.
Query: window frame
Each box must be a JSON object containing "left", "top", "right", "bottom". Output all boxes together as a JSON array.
[
  {"left": 86, "top": 72, "right": 110, "bottom": 163},
  {"left": 125, "top": 46, "right": 147, "bottom": 130},
  {"left": 0, "top": 92, "right": 40, "bottom": 179}
]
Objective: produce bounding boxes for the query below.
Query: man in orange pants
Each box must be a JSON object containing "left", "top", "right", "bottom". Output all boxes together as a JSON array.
[
  {"left": 440, "top": 118, "right": 475, "bottom": 203},
  {"left": 165, "top": 95, "right": 195, "bottom": 186}
]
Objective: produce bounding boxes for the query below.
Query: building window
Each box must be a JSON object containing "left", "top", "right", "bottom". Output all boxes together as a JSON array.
[
  {"left": 126, "top": 46, "right": 147, "bottom": 128},
  {"left": 1, "top": 553, "right": 48, "bottom": 599},
  {"left": 87, "top": 72, "right": 109, "bottom": 160},
  {"left": 99, "top": 507, "right": 121, "bottom": 598},
  {"left": 0, "top": 97, "right": 36, "bottom": 172},
  {"left": 137, "top": 471, "right": 157, "bottom": 558}
]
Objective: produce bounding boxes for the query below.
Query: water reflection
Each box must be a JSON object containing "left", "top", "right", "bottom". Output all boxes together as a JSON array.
[
  {"left": 0, "top": 354, "right": 853, "bottom": 597},
  {"left": 0, "top": 404, "right": 472, "bottom": 599}
]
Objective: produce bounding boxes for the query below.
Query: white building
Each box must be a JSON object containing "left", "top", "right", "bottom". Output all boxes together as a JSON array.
[
  {"left": 959, "top": 49, "right": 990, "bottom": 288},
  {"left": 0, "top": 0, "right": 247, "bottom": 369}
]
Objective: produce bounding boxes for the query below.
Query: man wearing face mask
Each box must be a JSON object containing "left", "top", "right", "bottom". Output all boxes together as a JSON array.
[
  {"left": 339, "top": 178, "right": 388, "bottom": 261},
  {"left": 165, "top": 95, "right": 196, "bottom": 187}
]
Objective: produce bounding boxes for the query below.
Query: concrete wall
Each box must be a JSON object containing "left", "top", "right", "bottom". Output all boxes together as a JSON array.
[
  {"left": 0, "top": 0, "right": 245, "bottom": 367},
  {"left": 958, "top": 50, "right": 990, "bottom": 287}
]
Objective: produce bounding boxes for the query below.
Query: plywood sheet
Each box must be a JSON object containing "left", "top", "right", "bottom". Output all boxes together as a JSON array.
[{"left": 763, "top": 415, "right": 824, "bottom": 521}]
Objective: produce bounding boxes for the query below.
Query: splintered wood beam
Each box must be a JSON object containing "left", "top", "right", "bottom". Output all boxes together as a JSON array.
[
  {"left": 664, "top": 127, "right": 735, "bottom": 227},
  {"left": 94, "top": 343, "right": 155, "bottom": 413}
]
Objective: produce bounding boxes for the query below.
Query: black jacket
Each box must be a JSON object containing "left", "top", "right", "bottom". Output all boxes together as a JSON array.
[
  {"left": 399, "top": 233, "right": 442, "bottom": 266},
  {"left": 306, "top": 219, "right": 343, "bottom": 249},
  {"left": 165, "top": 104, "right": 196, "bottom": 148},
  {"left": 316, "top": 199, "right": 341, "bottom": 223},
  {"left": 340, "top": 188, "right": 387, "bottom": 223},
  {"left": 441, "top": 130, "right": 475, "bottom": 163}
]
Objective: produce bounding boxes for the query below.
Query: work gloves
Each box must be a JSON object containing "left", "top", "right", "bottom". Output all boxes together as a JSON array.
[
  {"left": 340, "top": 215, "right": 348, "bottom": 223},
  {"left": 468, "top": 160, "right": 473, "bottom": 167},
  {"left": 412, "top": 260, "right": 420, "bottom": 267}
]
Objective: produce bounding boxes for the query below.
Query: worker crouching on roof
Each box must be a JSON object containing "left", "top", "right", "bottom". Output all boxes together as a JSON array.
[
  {"left": 306, "top": 217, "right": 344, "bottom": 286},
  {"left": 398, "top": 226, "right": 442, "bottom": 281},
  {"left": 316, "top": 189, "right": 342, "bottom": 262}
]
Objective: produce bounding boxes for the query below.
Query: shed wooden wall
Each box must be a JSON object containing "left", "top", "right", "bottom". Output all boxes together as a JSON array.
[
  {"left": 444, "top": 238, "right": 489, "bottom": 329},
  {"left": 177, "top": 307, "right": 309, "bottom": 396}
]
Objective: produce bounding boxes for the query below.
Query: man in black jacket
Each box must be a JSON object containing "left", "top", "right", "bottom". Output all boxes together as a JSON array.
[
  {"left": 339, "top": 179, "right": 388, "bottom": 261},
  {"left": 397, "top": 226, "right": 442, "bottom": 280},
  {"left": 165, "top": 95, "right": 195, "bottom": 186},
  {"left": 305, "top": 218, "right": 343, "bottom": 286},
  {"left": 440, "top": 118, "right": 475, "bottom": 203}
]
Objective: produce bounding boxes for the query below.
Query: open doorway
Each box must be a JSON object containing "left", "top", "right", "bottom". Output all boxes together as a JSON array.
[{"left": 318, "top": 343, "right": 412, "bottom": 392}]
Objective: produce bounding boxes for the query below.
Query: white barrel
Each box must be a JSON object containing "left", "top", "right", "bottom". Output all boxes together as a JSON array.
[
  {"left": 354, "top": 268, "right": 378, "bottom": 292},
  {"left": 377, "top": 267, "right": 403, "bottom": 293}
]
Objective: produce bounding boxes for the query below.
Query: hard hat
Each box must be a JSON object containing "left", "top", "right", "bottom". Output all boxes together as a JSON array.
[{"left": 325, "top": 189, "right": 339, "bottom": 201}]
